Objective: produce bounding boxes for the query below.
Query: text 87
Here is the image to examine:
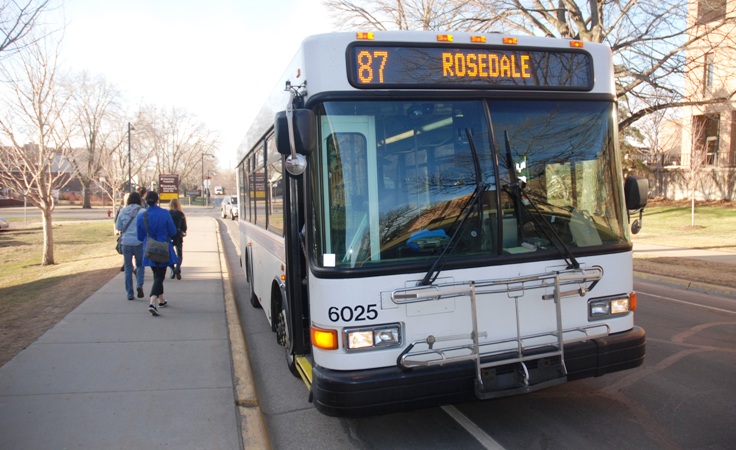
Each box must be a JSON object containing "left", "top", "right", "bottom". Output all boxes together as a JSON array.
[{"left": 356, "top": 51, "right": 388, "bottom": 84}]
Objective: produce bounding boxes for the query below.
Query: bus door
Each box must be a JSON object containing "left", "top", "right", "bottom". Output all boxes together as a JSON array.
[{"left": 320, "top": 116, "right": 379, "bottom": 268}]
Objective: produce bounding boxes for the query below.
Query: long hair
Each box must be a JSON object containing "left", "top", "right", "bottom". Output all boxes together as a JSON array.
[{"left": 169, "top": 198, "right": 185, "bottom": 217}]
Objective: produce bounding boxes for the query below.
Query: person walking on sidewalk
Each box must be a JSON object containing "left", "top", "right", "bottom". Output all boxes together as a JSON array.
[
  {"left": 116, "top": 192, "right": 145, "bottom": 300},
  {"left": 168, "top": 198, "right": 187, "bottom": 280},
  {"left": 137, "top": 191, "right": 178, "bottom": 316},
  {"left": 137, "top": 186, "right": 148, "bottom": 207}
]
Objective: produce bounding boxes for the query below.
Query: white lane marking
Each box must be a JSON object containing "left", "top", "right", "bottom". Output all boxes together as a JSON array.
[
  {"left": 638, "top": 291, "right": 736, "bottom": 315},
  {"left": 441, "top": 405, "right": 505, "bottom": 449}
]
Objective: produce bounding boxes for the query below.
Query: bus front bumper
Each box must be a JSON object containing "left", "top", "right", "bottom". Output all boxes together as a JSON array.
[{"left": 310, "top": 326, "right": 645, "bottom": 417}]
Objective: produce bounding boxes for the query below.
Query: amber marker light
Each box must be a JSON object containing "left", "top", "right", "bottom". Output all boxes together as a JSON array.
[
  {"left": 502, "top": 37, "right": 518, "bottom": 45},
  {"left": 570, "top": 40, "right": 584, "bottom": 48},
  {"left": 311, "top": 326, "right": 338, "bottom": 350},
  {"left": 356, "top": 32, "right": 374, "bottom": 40},
  {"left": 630, "top": 292, "right": 637, "bottom": 311},
  {"left": 470, "top": 35, "right": 486, "bottom": 43},
  {"left": 437, "top": 34, "right": 453, "bottom": 42}
]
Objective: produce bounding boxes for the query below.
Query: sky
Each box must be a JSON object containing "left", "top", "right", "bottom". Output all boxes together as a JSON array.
[{"left": 58, "top": 0, "right": 335, "bottom": 169}]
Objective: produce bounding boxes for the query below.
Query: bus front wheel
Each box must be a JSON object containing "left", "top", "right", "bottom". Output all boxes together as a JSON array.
[{"left": 276, "top": 307, "right": 300, "bottom": 378}]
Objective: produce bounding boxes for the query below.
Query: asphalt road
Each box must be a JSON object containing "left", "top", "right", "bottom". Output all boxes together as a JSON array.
[{"left": 221, "top": 213, "right": 736, "bottom": 449}]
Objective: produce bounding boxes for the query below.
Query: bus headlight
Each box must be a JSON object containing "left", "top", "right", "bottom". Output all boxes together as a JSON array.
[
  {"left": 589, "top": 294, "right": 633, "bottom": 320},
  {"left": 344, "top": 323, "right": 402, "bottom": 352}
]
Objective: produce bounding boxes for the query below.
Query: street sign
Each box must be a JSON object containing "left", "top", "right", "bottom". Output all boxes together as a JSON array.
[{"left": 159, "top": 174, "right": 179, "bottom": 201}]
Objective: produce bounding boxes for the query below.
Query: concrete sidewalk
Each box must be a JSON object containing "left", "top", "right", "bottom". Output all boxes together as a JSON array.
[{"left": 0, "top": 216, "right": 264, "bottom": 449}]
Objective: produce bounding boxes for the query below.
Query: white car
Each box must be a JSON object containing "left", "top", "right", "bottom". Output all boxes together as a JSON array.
[{"left": 220, "top": 195, "right": 238, "bottom": 220}]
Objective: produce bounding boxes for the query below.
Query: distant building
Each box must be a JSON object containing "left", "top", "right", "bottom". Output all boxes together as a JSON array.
[
  {"left": 670, "top": 0, "right": 736, "bottom": 200},
  {"left": 0, "top": 144, "right": 80, "bottom": 199}
]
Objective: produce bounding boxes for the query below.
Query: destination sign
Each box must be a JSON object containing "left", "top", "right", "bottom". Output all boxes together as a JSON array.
[{"left": 348, "top": 44, "right": 593, "bottom": 90}]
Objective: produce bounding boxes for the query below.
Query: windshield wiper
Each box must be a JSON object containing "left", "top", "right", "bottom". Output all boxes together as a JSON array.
[
  {"left": 502, "top": 130, "right": 580, "bottom": 270},
  {"left": 419, "top": 129, "right": 486, "bottom": 286}
]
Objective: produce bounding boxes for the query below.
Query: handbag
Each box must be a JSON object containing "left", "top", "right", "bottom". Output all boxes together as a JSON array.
[
  {"left": 143, "top": 211, "right": 170, "bottom": 263},
  {"left": 115, "top": 211, "right": 137, "bottom": 254}
]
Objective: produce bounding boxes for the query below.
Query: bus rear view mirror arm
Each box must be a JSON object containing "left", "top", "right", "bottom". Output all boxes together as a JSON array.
[{"left": 275, "top": 83, "right": 316, "bottom": 176}]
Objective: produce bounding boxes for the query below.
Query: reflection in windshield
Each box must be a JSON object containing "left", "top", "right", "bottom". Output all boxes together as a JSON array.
[{"left": 310, "top": 100, "right": 626, "bottom": 270}]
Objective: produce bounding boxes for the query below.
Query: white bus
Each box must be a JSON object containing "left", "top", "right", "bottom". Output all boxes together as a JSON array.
[{"left": 235, "top": 31, "right": 649, "bottom": 416}]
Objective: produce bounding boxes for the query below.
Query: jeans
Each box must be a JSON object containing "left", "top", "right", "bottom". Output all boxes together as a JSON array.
[{"left": 122, "top": 243, "right": 144, "bottom": 299}]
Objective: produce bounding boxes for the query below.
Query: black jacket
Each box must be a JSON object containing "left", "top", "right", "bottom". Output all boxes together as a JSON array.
[{"left": 169, "top": 210, "right": 188, "bottom": 245}]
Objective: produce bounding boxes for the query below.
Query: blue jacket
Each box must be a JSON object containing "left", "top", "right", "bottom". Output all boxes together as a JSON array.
[
  {"left": 136, "top": 204, "right": 178, "bottom": 267},
  {"left": 115, "top": 204, "right": 143, "bottom": 246}
]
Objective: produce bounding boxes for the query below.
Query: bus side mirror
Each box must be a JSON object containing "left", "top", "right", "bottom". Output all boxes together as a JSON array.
[
  {"left": 275, "top": 110, "right": 316, "bottom": 156},
  {"left": 624, "top": 175, "right": 648, "bottom": 210},
  {"left": 624, "top": 175, "right": 648, "bottom": 234}
]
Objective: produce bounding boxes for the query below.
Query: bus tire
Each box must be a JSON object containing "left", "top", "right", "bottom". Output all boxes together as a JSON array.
[
  {"left": 276, "top": 309, "right": 300, "bottom": 378},
  {"left": 249, "top": 291, "right": 260, "bottom": 308}
]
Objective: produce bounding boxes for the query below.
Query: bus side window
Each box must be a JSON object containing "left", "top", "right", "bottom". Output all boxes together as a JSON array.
[
  {"left": 253, "top": 146, "right": 267, "bottom": 228},
  {"left": 266, "top": 134, "right": 284, "bottom": 235}
]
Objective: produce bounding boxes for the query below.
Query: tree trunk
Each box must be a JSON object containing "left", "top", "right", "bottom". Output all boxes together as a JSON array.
[
  {"left": 691, "top": 196, "right": 695, "bottom": 226},
  {"left": 82, "top": 178, "right": 92, "bottom": 209},
  {"left": 41, "top": 206, "right": 55, "bottom": 265}
]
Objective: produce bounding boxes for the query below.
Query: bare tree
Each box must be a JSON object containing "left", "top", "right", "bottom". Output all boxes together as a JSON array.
[
  {"left": 0, "top": 0, "right": 54, "bottom": 57},
  {"left": 134, "top": 105, "right": 219, "bottom": 192},
  {"left": 325, "top": 0, "right": 491, "bottom": 30},
  {"left": 684, "top": 114, "right": 713, "bottom": 225},
  {"left": 0, "top": 34, "right": 76, "bottom": 265},
  {"left": 67, "top": 71, "right": 123, "bottom": 208},
  {"left": 324, "top": 0, "right": 736, "bottom": 133}
]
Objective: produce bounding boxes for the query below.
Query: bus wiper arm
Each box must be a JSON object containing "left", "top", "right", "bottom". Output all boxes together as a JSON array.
[
  {"left": 502, "top": 131, "right": 580, "bottom": 270},
  {"left": 419, "top": 129, "right": 485, "bottom": 286}
]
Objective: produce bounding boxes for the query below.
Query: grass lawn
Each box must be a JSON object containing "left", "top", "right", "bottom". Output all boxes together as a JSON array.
[
  {"left": 1, "top": 222, "right": 118, "bottom": 285},
  {"left": 0, "top": 222, "right": 121, "bottom": 367},
  {"left": 632, "top": 201, "right": 736, "bottom": 251}
]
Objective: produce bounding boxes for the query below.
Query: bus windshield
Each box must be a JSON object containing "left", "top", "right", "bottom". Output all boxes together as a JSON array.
[{"left": 310, "top": 99, "right": 627, "bottom": 270}]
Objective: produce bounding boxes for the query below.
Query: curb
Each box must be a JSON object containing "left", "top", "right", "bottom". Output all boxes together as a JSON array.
[
  {"left": 215, "top": 221, "right": 272, "bottom": 450},
  {"left": 634, "top": 271, "right": 736, "bottom": 298}
]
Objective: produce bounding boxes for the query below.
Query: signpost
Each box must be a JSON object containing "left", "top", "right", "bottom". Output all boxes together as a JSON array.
[{"left": 159, "top": 174, "right": 179, "bottom": 202}]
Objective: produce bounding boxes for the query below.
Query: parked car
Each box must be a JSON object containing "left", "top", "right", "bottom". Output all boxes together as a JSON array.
[
  {"left": 220, "top": 195, "right": 238, "bottom": 220},
  {"left": 214, "top": 186, "right": 224, "bottom": 195},
  {"left": 0, "top": 217, "right": 9, "bottom": 230}
]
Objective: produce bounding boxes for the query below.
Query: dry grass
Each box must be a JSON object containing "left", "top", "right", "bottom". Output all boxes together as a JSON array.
[
  {"left": 0, "top": 222, "right": 121, "bottom": 367},
  {"left": 633, "top": 257, "right": 736, "bottom": 289}
]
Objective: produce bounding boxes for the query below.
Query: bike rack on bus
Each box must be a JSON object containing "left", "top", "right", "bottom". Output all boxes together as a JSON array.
[{"left": 393, "top": 267, "right": 609, "bottom": 399}]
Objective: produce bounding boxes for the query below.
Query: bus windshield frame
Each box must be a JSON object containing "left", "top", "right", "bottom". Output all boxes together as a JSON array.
[{"left": 309, "top": 98, "right": 627, "bottom": 272}]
